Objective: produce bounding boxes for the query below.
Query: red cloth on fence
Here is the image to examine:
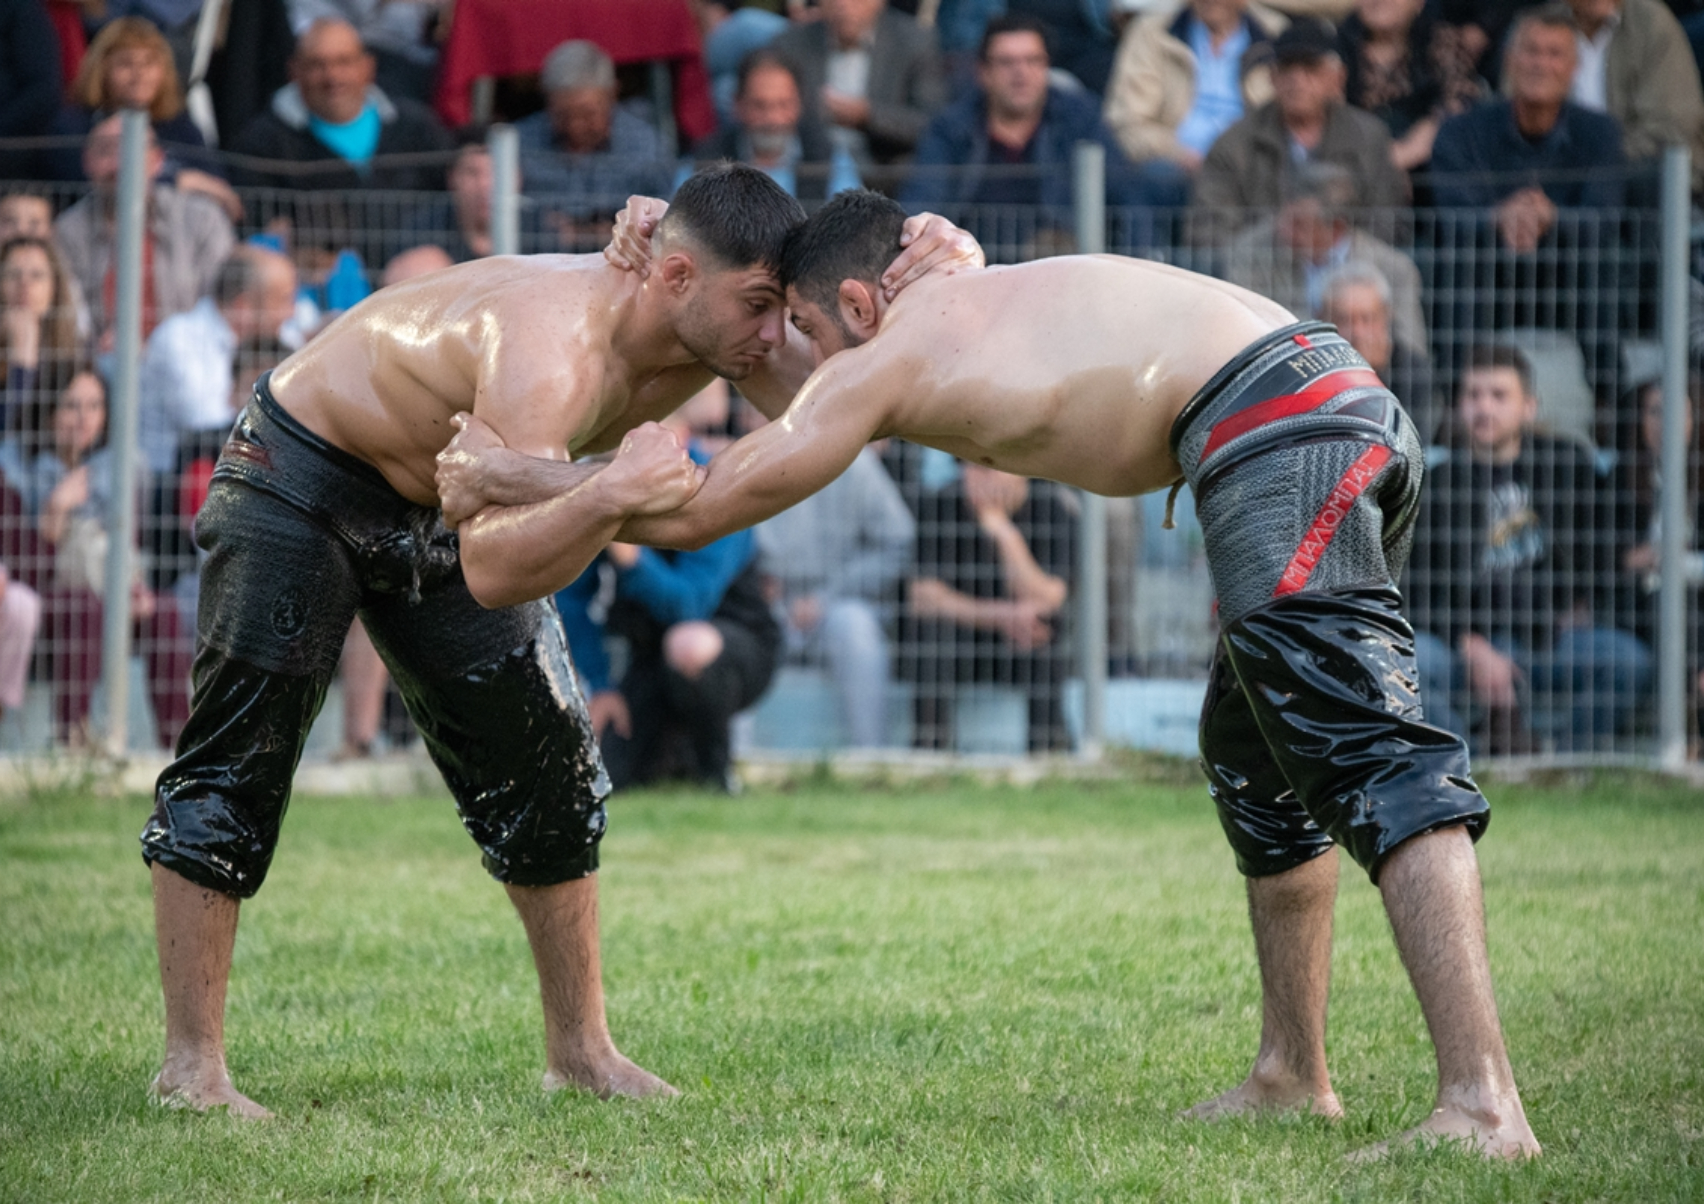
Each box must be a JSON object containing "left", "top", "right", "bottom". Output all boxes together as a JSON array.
[{"left": 434, "top": 0, "right": 714, "bottom": 142}]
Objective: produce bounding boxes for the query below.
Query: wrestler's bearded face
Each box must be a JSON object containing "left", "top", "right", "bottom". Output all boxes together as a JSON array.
[
  {"left": 675, "top": 264, "right": 788, "bottom": 380},
  {"left": 784, "top": 289, "right": 866, "bottom": 366}
]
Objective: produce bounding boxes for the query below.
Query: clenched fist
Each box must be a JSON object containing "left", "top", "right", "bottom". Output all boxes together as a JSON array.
[{"left": 603, "top": 422, "right": 705, "bottom": 515}]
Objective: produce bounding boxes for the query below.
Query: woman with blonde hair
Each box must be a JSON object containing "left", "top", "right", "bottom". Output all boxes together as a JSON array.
[{"left": 46, "top": 16, "right": 220, "bottom": 186}]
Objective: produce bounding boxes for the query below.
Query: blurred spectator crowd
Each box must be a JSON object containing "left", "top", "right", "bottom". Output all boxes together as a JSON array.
[{"left": 0, "top": 0, "right": 1701, "bottom": 765}]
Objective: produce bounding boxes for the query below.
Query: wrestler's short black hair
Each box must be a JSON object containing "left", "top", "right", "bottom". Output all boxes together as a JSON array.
[
  {"left": 659, "top": 162, "right": 805, "bottom": 272},
  {"left": 777, "top": 189, "right": 906, "bottom": 313}
]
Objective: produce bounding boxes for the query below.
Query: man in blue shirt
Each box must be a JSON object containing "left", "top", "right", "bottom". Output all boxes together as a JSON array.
[{"left": 516, "top": 40, "right": 674, "bottom": 250}]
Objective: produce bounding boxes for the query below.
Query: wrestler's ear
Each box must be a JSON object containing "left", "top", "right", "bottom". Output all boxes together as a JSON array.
[
  {"left": 658, "top": 251, "right": 697, "bottom": 295},
  {"left": 837, "top": 279, "right": 880, "bottom": 340}
]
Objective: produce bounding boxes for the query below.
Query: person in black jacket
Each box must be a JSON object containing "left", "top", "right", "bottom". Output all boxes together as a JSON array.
[
  {"left": 1408, "top": 344, "right": 1651, "bottom": 751},
  {"left": 0, "top": 0, "right": 61, "bottom": 182},
  {"left": 227, "top": 18, "right": 452, "bottom": 266}
]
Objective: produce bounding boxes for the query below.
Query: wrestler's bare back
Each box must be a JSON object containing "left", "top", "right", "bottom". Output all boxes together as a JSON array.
[
  {"left": 616, "top": 255, "right": 1297, "bottom": 551},
  {"left": 269, "top": 255, "right": 718, "bottom": 506},
  {"left": 863, "top": 255, "right": 1296, "bottom": 496}
]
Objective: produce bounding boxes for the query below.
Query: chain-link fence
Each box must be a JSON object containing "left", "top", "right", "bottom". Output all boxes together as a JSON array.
[{"left": 1, "top": 126, "right": 1697, "bottom": 767}]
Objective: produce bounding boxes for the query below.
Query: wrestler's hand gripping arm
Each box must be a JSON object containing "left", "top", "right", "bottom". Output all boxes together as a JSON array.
[{"left": 615, "top": 354, "right": 894, "bottom": 550}]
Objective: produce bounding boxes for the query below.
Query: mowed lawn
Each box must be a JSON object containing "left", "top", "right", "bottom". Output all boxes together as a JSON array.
[{"left": 1, "top": 766, "right": 1700, "bottom": 1202}]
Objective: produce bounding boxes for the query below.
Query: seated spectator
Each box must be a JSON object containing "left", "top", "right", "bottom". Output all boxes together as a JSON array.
[
  {"left": 557, "top": 385, "right": 782, "bottom": 791},
  {"left": 0, "top": 192, "right": 53, "bottom": 245},
  {"left": 1563, "top": 0, "right": 1704, "bottom": 192},
  {"left": 1431, "top": 5, "right": 1625, "bottom": 254},
  {"left": 1191, "top": 17, "right": 1408, "bottom": 246},
  {"left": 685, "top": 49, "right": 863, "bottom": 200},
  {"left": 771, "top": 0, "right": 947, "bottom": 171},
  {"left": 1337, "top": 0, "right": 1485, "bottom": 177},
  {"left": 1006, "top": 0, "right": 1119, "bottom": 95},
  {"left": 1221, "top": 161, "right": 1426, "bottom": 347},
  {"left": 899, "top": 461, "right": 1077, "bottom": 753},
  {"left": 902, "top": 16, "right": 1147, "bottom": 246},
  {"left": 1318, "top": 259, "right": 1439, "bottom": 439},
  {"left": 1407, "top": 344, "right": 1651, "bottom": 753},
  {"left": 20, "top": 369, "right": 192, "bottom": 749},
  {"left": 53, "top": 114, "right": 235, "bottom": 352},
  {"left": 45, "top": 15, "right": 241, "bottom": 225},
  {"left": 230, "top": 17, "right": 452, "bottom": 192},
  {"left": 1103, "top": 0, "right": 1287, "bottom": 205},
  {"left": 515, "top": 40, "right": 675, "bottom": 251},
  {"left": 1614, "top": 376, "right": 1704, "bottom": 748},
  {"left": 756, "top": 445, "right": 915, "bottom": 748},
  {"left": 397, "top": 128, "right": 509, "bottom": 263},
  {"left": 285, "top": 0, "right": 444, "bottom": 105},
  {"left": 0, "top": 0, "right": 62, "bottom": 181},
  {"left": 137, "top": 246, "right": 298, "bottom": 477},
  {"left": 229, "top": 17, "right": 452, "bottom": 269},
  {"left": 0, "top": 236, "right": 83, "bottom": 455},
  {"left": 696, "top": 0, "right": 791, "bottom": 123}
]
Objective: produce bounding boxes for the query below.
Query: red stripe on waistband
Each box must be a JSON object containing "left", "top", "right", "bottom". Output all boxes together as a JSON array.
[
  {"left": 1199, "top": 367, "right": 1384, "bottom": 463},
  {"left": 1272, "top": 444, "right": 1394, "bottom": 597},
  {"left": 1293, "top": 333, "right": 1313, "bottom": 348}
]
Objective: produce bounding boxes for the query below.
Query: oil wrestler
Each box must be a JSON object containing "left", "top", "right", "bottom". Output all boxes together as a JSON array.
[
  {"left": 139, "top": 167, "right": 983, "bottom": 1118},
  {"left": 437, "top": 190, "right": 1540, "bottom": 1159}
]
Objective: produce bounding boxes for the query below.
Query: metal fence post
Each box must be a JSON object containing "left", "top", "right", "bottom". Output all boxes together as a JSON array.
[
  {"left": 99, "top": 108, "right": 148, "bottom": 756},
  {"left": 1658, "top": 144, "right": 1691, "bottom": 771},
  {"left": 1073, "top": 142, "right": 1107, "bottom": 757},
  {"left": 489, "top": 123, "right": 520, "bottom": 256}
]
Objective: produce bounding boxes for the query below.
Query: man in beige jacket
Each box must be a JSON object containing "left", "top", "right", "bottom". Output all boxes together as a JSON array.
[
  {"left": 1564, "top": 0, "right": 1704, "bottom": 189},
  {"left": 1104, "top": 0, "right": 1288, "bottom": 181}
]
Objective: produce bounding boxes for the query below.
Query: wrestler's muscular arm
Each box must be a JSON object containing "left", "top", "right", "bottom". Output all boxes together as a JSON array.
[
  {"left": 451, "top": 326, "right": 702, "bottom": 609},
  {"left": 617, "top": 349, "right": 897, "bottom": 550}
]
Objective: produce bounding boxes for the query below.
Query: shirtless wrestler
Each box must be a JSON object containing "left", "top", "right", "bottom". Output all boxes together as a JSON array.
[
  {"left": 436, "top": 190, "right": 1540, "bottom": 1159},
  {"left": 138, "top": 166, "right": 983, "bottom": 1118}
]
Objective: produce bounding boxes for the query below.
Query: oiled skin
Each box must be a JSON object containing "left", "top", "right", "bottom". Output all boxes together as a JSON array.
[
  {"left": 272, "top": 254, "right": 744, "bottom": 503},
  {"left": 620, "top": 256, "right": 1294, "bottom": 548}
]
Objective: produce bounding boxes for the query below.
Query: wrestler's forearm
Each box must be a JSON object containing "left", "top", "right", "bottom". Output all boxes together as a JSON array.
[
  {"left": 615, "top": 498, "right": 731, "bottom": 551},
  {"left": 472, "top": 449, "right": 606, "bottom": 510},
  {"left": 459, "top": 480, "right": 627, "bottom": 609}
]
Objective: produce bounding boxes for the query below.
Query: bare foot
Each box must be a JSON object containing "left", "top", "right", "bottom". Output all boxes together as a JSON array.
[
  {"left": 542, "top": 1053, "right": 678, "bottom": 1100},
  {"left": 1349, "top": 1100, "right": 1540, "bottom": 1162},
  {"left": 150, "top": 1067, "right": 273, "bottom": 1119},
  {"left": 1182, "top": 1075, "right": 1344, "bottom": 1121}
]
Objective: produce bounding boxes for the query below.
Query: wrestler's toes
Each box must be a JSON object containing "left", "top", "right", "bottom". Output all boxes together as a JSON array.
[
  {"left": 1348, "top": 1106, "right": 1540, "bottom": 1162},
  {"left": 150, "top": 1071, "right": 274, "bottom": 1119},
  {"left": 543, "top": 1057, "right": 678, "bottom": 1101}
]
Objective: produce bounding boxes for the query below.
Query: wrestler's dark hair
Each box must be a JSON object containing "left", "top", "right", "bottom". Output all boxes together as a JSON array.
[
  {"left": 1463, "top": 343, "right": 1536, "bottom": 398},
  {"left": 659, "top": 163, "right": 805, "bottom": 272},
  {"left": 776, "top": 189, "right": 906, "bottom": 316}
]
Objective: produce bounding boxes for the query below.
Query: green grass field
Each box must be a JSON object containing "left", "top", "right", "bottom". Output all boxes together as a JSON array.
[{"left": 1, "top": 765, "right": 1700, "bottom": 1202}]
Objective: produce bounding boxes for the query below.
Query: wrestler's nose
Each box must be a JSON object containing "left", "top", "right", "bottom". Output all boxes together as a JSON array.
[{"left": 758, "top": 307, "right": 785, "bottom": 351}]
